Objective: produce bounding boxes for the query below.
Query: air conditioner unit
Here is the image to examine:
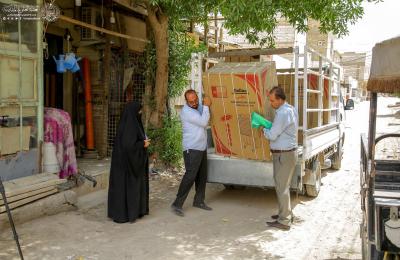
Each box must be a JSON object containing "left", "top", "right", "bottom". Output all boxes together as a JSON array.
[{"left": 81, "top": 7, "right": 102, "bottom": 41}]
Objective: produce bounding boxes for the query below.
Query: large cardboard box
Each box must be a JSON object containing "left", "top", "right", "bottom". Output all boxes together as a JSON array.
[{"left": 203, "top": 62, "right": 277, "bottom": 161}]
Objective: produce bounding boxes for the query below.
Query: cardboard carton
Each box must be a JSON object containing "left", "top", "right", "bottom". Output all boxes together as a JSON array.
[{"left": 203, "top": 62, "right": 277, "bottom": 161}]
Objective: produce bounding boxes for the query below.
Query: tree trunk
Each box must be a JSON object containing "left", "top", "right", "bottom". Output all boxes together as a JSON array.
[
  {"left": 146, "top": 4, "right": 169, "bottom": 128},
  {"left": 142, "top": 83, "right": 152, "bottom": 130}
]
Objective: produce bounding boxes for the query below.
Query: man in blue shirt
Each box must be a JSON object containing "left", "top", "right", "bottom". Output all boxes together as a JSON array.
[
  {"left": 171, "top": 89, "right": 212, "bottom": 217},
  {"left": 261, "top": 86, "right": 298, "bottom": 230}
]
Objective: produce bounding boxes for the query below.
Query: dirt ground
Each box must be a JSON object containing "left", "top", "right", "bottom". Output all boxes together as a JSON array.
[{"left": 0, "top": 97, "right": 399, "bottom": 260}]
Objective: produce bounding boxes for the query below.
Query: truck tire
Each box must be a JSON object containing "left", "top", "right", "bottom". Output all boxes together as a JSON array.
[
  {"left": 331, "top": 137, "right": 344, "bottom": 170},
  {"left": 305, "top": 160, "right": 321, "bottom": 197}
]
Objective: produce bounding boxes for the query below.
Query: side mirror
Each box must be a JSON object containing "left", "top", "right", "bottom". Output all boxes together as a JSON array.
[{"left": 345, "top": 99, "right": 354, "bottom": 110}]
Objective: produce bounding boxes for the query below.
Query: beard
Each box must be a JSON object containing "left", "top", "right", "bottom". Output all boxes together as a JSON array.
[{"left": 190, "top": 104, "right": 199, "bottom": 109}]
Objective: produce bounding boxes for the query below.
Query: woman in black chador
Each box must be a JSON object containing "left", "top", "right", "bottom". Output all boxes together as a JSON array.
[{"left": 108, "top": 101, "right": 150, "bottom": 223}]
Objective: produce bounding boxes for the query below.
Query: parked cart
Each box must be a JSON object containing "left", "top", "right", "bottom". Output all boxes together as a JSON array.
[{"left": 360, "top": 36, "right": 400, "bottom": 259}]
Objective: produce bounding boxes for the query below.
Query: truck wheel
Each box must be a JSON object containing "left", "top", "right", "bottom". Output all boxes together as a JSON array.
[
  {"left": 331, "top": 137, "right": 344, "bottom": 170},
  {"left": 305, "top": 160, "right": 321, "bottom": 197}
]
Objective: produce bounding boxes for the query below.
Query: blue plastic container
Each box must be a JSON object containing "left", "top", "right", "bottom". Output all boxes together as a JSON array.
[{"left": 53, "top": 55, "right": 66, "bottom": 73}]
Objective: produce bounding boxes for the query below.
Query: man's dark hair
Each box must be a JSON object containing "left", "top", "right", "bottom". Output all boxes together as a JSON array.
[
  {"left": 269, "top": 86, "right": 286, "bottom": 100},
  {"left": 184, "top": 89, "right": 197, "bottom": 101}
]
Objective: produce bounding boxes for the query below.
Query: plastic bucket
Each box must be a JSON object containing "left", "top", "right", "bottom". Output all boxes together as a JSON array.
[{"left": 42, "top": 142, "right": 60, "bottom": 173}]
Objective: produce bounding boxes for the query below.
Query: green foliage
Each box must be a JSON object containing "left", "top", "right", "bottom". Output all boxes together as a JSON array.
[
  {"left": 168, "top": 28, "right": 207, "bottom": 98},
  {"left": 143, "top": 19, "right": 206, "bottom": 165},
  {"left": 143, "top": 0, "right": 381, "bottom": 47},
  {"left": 218, "top": 0, "right": 379, "bottom": 46},
  {"left": 147, "top": 115, "right": 183, "bottom": 166},
  {"left": 144, "top": 22, "right": 207, "bottom": 99},
  {"left": 143, "top": 40, "right": 157, "bottom": 88},
  {"left": 140, "top": 0, "right": 382, "bottom": 164}
]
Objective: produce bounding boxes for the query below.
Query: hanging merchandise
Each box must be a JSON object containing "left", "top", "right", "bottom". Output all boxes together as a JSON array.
[
  {"left": 53, "top": 54, "right": 66, "bottom": 73},
  {"left": 53, "top": 52, "right": 81, "bottom": 73},
  {"left": 53, "top": 29, "right": 81, "bottom": 73},
  {"left": 64, "top": 52, "right": 81, "bottom": 72}
]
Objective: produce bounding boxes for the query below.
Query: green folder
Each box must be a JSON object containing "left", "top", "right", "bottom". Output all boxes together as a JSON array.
[{"left": 251, "top": 112, "right": 272, "bottom": 129}]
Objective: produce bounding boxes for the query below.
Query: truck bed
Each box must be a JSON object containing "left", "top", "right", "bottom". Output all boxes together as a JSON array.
[{"left": 207, "top": 148, "right": 301, "bottom": 188}]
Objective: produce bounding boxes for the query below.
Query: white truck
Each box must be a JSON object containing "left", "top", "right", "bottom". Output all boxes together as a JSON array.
[{"left": 198, "top": 46, "right": 345, "bottom": 197}]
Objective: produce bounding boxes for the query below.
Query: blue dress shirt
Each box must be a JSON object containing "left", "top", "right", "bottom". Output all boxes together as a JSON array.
[
  {"left": 263, "top": 103, "right": 298, "bottom": 150},
  {"left": 181, "top": 104, "right": 210, "bottom": 151}
]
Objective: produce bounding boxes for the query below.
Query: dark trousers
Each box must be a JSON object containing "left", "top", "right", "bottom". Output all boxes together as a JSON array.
[{"left": 173, "top": 149, "right": 207, "bottom": 208}]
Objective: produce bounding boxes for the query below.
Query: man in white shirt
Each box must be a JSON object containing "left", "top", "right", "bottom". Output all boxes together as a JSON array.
[
  {"left": 261, "top": 86, "right": 298, "bottom": 230},
  {"left": 171, "top": 89, "right": 212, "bottom": 217}
]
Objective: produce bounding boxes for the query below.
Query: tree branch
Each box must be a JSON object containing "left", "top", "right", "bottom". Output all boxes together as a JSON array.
[{"left": 144, "top": 1, "right": 160, "bottom": 29}]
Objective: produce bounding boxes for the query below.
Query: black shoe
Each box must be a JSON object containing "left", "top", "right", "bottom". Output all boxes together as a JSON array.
[
  {"left": 271, "top": 214, "right": 295, "bottom": 223},
  {"left": 171, "top": 205, "right": 184, "bottom": 217},
  {"left": 266, "top": 220, "right": 290, "bottom": 231},
  {"left": 193, "top": 202, "right": 212, "bottom": 211}
]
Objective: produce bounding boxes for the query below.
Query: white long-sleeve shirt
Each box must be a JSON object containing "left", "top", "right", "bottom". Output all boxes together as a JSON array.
[
  {"left": 263, "top": 103, "right": 298, "bottom": 150},
  {"left": 181, "top": 104, "right": 210, "bottom": 151}
]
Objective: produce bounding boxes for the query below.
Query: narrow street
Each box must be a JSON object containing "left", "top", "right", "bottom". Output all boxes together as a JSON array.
[{"left": 0, "top": 97, "right": 399, "bottom": 260}]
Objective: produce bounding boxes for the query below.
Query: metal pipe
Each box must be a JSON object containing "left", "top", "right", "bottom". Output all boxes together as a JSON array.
[
  {"left": 207, "top": 47, "right": 294, "bottom": 58},
  {"left": 328, "top": 59, "right": 333, "bottom": 126},
  {"left": 307, "top": 89, "right": 321, "bottom": 94},
  {"left": 294, "top": 46, "right": 299, "bottom": 144},
  {"left": 304, "top": 122, "right": 339, "bottom": 135},
  {"left": 318, "top": 56, "right": 323, "bottom": 127},
  {"left": 336, "top": 67, "right": 341, "bottom": 125},
  {"left": 18, "top": 19, "right": 22, "bottom": 152},
  {"left": 82, "top": 58, "right": 95, "bottom": 150},
  {"left": 375, "top": 133, "right": 400, "bottom": 144},
  {"left": 0, "top": 178, "right": 24, "bottom": 260},
  {"left": 303, "top": 46, "right": 308, "bottom": 147},
  {"left": 305, "top": 46, "right": 341, "bottom": 68},
  {"left": 368, "top": 92, "right": 377, "bottom": 161},
  {"left": 37, "top": 0, "right": 44, "bottom": 150}
]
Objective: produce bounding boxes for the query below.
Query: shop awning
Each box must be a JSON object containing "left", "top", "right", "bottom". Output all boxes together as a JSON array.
[{"left": 367, "top": 36, "right": 400, "bottom": 93}]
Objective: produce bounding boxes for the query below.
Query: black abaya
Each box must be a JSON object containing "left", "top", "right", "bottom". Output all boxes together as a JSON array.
[{"left": 107, "top": 101, "right": 149, "bottom": 223}]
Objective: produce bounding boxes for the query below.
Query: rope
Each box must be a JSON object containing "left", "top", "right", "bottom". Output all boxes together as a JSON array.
[
  {"left": 244, "top": 64, "right": 258, "bottom": 160},
  {"left": 230, "top": 64, "right": 244, "bottom": 158},
  {"left": 253, "top": 65, "right": 266, "bottom": 160},
  {"left": 218, "top": 64, "right": 232, "bottom": 156},
  {"left": 207, "top": 69, "right": 222, "bottom": 154}
]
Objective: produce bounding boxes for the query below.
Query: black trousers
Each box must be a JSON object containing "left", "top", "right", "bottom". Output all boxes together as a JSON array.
[{"left": 173, "top": 149, "right": 207, "bottom": 208}]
